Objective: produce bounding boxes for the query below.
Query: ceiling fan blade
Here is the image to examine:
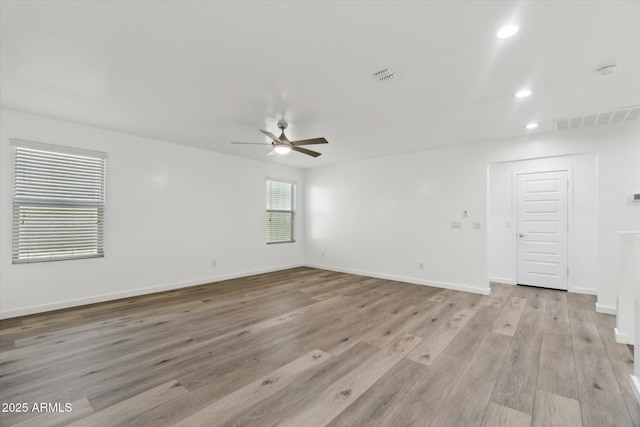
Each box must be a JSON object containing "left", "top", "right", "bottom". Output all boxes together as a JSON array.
[
  {"left": 291, "top": 137, "right": 329, "bottom": 146},
  {"left": 259, "top": 130, "right": 282, "bottom": 143},
  {"left": 232, "top": 142, "right": 272, "bottom": 145},
  {"left": 292, "top": 146, "right": 322, "bottom": 157}
]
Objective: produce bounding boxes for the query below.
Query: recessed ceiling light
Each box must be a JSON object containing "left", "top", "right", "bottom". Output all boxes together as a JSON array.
[
  {"left": 525, "top": 122, "right": 539, "bottom": 129},
  {"left": 497, "top": 25, "right": 519, "bottom": 39},
  {"left": 515, "top": 89, "right": 532, "bottom": 98}
]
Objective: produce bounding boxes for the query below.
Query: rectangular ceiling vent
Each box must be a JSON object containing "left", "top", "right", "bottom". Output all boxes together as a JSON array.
[
  {"left": 371, "top": 67, "right": 398, "bottom": 83},
  {"left": 554, "top": 105, "right": 640, "bottom": 131}
]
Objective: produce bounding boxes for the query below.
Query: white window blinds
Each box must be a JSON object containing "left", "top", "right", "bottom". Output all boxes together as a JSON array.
[
  {"left": 12, "top": 139, "right": 107, "bottom": 263},
  {"left": 266, "top": 179, "right": 295, "bottom": 244}
]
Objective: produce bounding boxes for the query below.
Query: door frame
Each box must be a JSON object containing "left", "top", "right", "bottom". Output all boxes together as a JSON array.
[{"left": 511, "top": 167, "right": 574, "bottom": 291}]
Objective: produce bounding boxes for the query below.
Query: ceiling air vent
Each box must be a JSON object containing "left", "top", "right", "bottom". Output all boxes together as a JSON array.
[
  {"left": 372, "top": 67, "right": 398, "bottom": 83},
  {"left": 554, "top": 105, "right": 640, "bottom": 131}
]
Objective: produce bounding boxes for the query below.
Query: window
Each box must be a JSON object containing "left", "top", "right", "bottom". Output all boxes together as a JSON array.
[
  {"left": 266, "top": 179, "right": 296, "bottom": 244},
  {"left": 12, "top": 139, "right": 107, "bottom": 263}
]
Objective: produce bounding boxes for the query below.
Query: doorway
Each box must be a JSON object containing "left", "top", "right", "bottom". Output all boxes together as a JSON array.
[{"left": 516, "top": 170, "right": 569, "bottom": 290}]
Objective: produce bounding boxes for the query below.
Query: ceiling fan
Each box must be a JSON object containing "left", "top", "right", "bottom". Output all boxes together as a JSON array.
[{"left": 232, "top": 120, "right": 328, "bottom": 157}]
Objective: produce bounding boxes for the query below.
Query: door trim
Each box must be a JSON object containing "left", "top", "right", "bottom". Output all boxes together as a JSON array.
[{"left": 511, "top": 168, "right": 574, "bottom": 291}]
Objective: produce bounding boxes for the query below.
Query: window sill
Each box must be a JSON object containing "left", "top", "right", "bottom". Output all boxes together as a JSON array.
[{"left": 266, "top": 240, "right": 296, "bottom": 245}]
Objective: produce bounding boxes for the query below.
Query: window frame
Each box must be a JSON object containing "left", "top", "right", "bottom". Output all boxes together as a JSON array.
[
  {"left": 265, "top": 178, "right": 296, "bottom": 245},
  {"left": 11, "top": 139, "right": 107, "bottom": 264}
]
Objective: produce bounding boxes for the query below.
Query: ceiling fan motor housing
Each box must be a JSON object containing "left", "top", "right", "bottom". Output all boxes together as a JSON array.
[{"left": 231, "top": 119, "right": 327, "bottom": 157}]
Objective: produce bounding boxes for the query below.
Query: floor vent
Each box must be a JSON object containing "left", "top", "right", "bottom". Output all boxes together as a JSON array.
[{"left": 554, "top": 105, "right": 640, "bottom": 131}]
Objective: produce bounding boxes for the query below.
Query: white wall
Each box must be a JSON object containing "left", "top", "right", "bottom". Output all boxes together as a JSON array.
[
  {"left": 305, "top": 121, "right": 640, "bottom": 307},
  {"left": 0, "top": 109, "right": 305, "bottom": 318},
  {"left": 305, "top": 144, "right": 490, "bottom": 295},
  {"left": 488, "top": 153, "right": 598, "bottom": 294}
]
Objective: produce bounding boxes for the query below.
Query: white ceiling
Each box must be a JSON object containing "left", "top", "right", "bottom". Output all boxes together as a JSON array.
[{"left": 1, "top": 1, "right": 638, "bottom": 168}]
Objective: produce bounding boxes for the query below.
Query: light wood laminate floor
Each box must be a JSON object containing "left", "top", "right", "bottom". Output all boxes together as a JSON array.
[{"left": 0, "top": 267, "right": 638, "bottom": 426}]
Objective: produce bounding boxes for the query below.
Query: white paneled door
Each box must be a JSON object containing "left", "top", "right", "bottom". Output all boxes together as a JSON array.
[{"left": 516, "top": 171, "right": 568, "bottom": 290}]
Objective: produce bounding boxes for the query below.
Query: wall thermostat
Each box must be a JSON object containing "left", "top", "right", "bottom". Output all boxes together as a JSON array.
[{"left": 634, "top": 193, "right": 640, "bottom": 202}]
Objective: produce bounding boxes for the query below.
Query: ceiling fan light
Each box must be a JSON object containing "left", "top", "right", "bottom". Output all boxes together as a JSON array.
[{"left": 274, "top": 145, "right": 292, "bottom": 154}]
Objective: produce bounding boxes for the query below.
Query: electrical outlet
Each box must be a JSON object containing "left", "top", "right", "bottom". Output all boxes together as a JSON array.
[
  {"left": 451, "top": 221, "right": 462, "bottom": 229},
  {"left": 211, "top": 260, "right": 217, "bottom": 267},
  {"left": 473, "top": 222, "right": 481, "bottom": 230},
  {"left": 419, "top": 262, "right": 424, "bottom": 270},
  {"left": 321, "top": 252, "right": 325, "bottom": 258}
]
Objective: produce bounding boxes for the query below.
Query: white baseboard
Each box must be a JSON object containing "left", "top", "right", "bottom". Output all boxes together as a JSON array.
[
  {"left": 571, "top": 286, "right": 598, "bottom": 296},
  {"left": 489, "top": 277, "right": 515, "bottom": 285},
  {"left": 614, "top": 328, "right": 630, "bottom": 344},
  {"left": 595, "top": 302, "right": 617, "bottom": 315},
  {"left": 632, "top": 376, "right": 640, "bottom": 406},
  {"left": 306, "top": 263, "right": 491, "bottom": 296},
  {"left": 0, "top": 263, "right": 304, "bottom": 319}
]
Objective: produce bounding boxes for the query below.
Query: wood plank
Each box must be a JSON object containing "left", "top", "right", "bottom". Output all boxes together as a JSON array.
[
  {"left": 428, "top": 288, "right": 458, "bottom": 303},
  {"left": 484, "top": 284, "right": 515, "bottom": 309},
  {"left": 429, "top": 332, "right": 512, "bottom": 427},
  {"left": 67, "top": 380, "right": 188, "bottom": 426},
  {"left": 117, "top": 357, "right": 277, "bottom": 426},
  {"left": 380, "top": 353, "right": 467, "bottom": 426},
  {"left": 183, "top": 292, "right": 317, "bottom": 343},
  {"left": 570, "top": 317, "right": 621, "bottom": 394},
  {"left": 203, "top": 341, "right": 381, "bottom": 426},
  {"left": 360, "top": 305, "right": 430, "bottom": 348},
  {"left": 173, "top": 349, "right": 332, "bottom": 426},
  {"left": 444, "top": 304, "right": 502, "bottom": 358},
  {"left": 2, "top": 322, "right": 297, "bottom": 414},
  {"left": 298, "top": 274, "right": 377, "bottom": 299},
  {"left": 566, "top": 293, "right": 596, "bottom": 322},
  {"left": 89, "top": 322, "right": 303, "bottom": 410},
  {"left": 260, "top": 297, "right": 389, "bottom": 365},
  {"left": 0, "top": 325, "right": 197, "bottom": 395},
  {"left": 538, "top": 331, "right": 578, "bottom": 399},
  {"left": 0, "top": 317, "right": 23, "bottom": 331},
  {"left": 275, "top": 333, "right": 421, "bottom": 426},
  {"left": 324, "top": 358, "right": 425, "bottom": 426},
  {"left": 406, "top": 294, "right": 483, "bottom": 365},
  {"left": 492, "top": 297, "right": 527, "bottom": 337},
  {"left": 532, "top": 389, "right": 582, "bottom": 427},
  {"left": 577, "top": 383, "right": 634, "bottom": 427},
  {"left": 322, "top": 309, "right": 390, "bottom": 355},
  {"left": 491, "top": 293, "right": 546, "bottom": 415},
  {"left": 480, "top": 402, "right": 532, "bottom": 427},
  {"left": 407, "top": 291, "right": 477, "bottom": 338},
  {"left": 13, "top": 327, "right": 103, "bottom": 348},
  {"left": 544, "top": 290, "right": 569, "bottom": 328},
  {"left": 1, "top": 334, "right": 197, "bottom": 420}
]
